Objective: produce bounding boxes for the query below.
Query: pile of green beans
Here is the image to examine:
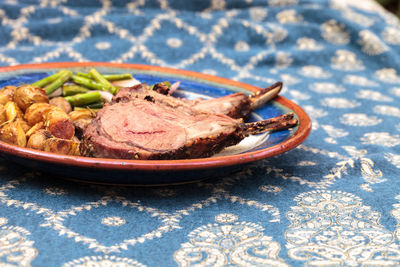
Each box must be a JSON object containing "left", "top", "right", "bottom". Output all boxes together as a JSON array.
[{"left": 31, "top": 68, "right": 133, "bottom": 109}]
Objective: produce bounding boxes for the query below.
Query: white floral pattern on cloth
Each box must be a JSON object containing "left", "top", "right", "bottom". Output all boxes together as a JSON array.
[
  {"left": 375, "top": 68, "right": 400, "bottom": 83},
  {"left": 0, "top": 217, "right": 38, "bottom": 266},
  {"left": 321, "top": 20, "right": 350, "bottom": 45},
  {"left": 382, "top": 26, "right": 400, "bottom": 45},
  {"left": 267, "top": 0, "right": 299, "bottom": 7},
  {"left": 62, "top": 256, "right": 146, "bottom": 267},
  {"left": 390, "top": 87, "right": 400, "bottom": 97},
  {"left": 342, "top": 145, "right": 368, "bottom": 159},
  {"left": 361, "top": 132, "right": 400, "bottom": 147},
  {"left": 297, "top": 161, "right": 317, "bottom": 166},
  {"left": 321, "top": 125, "right": 348, "bottom": 144},
  {"left": 276, "top": 9, "right": 303, "bottom": 24},
  {"left": 331, "top": 50, "right": 365, "bottom": 71},
  {"left": 288, "top": 89, "right": 311, "bottom": 101},
  {"left": 286, "top": 191, "right": 400, "bottom": 266},
  {"left": 374, "top": 105, "right": 400, "bottom": 117},
  {"left": 101, "top": 216, "right": 126, "bottom": 227},
  {"left": 343, "top": 75, "right": 378, "bottom": 87},
  {"left": 43, "top": 186, "right": 68, "bottom": 196},
  {"left": 358, "top": 30, "right": 388, "bottom": 55},
  {"left": 174, "top": 214, "right": 288, "bottom": 266},
  {"left": 299, "top": 66, "right": 332, "bottom": 78},
  {"left": 360, "top": 158, "right": 386, "bottom": 192},
  {"left": 321, "top": 97, "right": 360, "bottom": 108},
  {"left": 309, "top": 82, "right": 346, "bottom": 94},
  {"left": 385, "top": 153, "right": 400, "bottom": 169},
  {"left": 249, "top": 7, "right": 268, "bottom": 22},
  {"left": 342, "top": 9, "right": 375, "bottom": 27},
  {"left": 259, "top": 185, "right": 283, "bottom": 194},
  {"left": 356, "top": 89, "right": 393, "bottom": 102},
  {"left": 296, "top": 37, "right": 324, "bottom": 50},
  {"left": 391, "top": 195, "right": 400, "bottom": 242},
  {"left": 340, "top": 113, "right": 382, "bottom": 126},
  {"left": 302, "top": 105, "right": 328, "bottom": 130},
  {"left": 275, "top": 52, "right": 293, "bottom": 69}
]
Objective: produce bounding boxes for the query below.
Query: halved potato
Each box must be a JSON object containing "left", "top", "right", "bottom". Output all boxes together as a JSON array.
[
  {"left": 0, "top": 120, "right": 27, "bottom": 147},
  {"left": 14, "top": 85, "right": 49, "bottom": 111}
]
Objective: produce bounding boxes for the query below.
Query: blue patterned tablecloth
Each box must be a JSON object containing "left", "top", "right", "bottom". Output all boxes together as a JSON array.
[{"left": 0, "top": 0, "right": 400, "bottom": 266}]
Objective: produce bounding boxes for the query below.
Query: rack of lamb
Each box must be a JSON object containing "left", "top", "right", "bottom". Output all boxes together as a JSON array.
[{"left": 80, "top": 82, "right": 297, "bottom": 160}]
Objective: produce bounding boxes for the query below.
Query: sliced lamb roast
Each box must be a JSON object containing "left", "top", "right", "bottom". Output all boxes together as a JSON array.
[
  {"left": 80, "top": 97, "right": 297, "bottom": 160},
  {"left": 114, "top": 81, "right": 282, "bottom": 119}
]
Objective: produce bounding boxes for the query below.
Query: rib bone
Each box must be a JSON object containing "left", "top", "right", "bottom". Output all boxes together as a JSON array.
[
  {"left": 249, "top": 81, "right": 282, "bottom": 110},
  {"left": 243, "top": 113, "right": 297, "bottom": 135}
]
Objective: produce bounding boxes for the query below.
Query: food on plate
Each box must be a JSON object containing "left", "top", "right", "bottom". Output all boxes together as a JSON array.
[
  {"left": 43, "top": 137, "right": 80, "bottom": 155},
  {"left": 25, "top": 121, "right": 44, "bottom": 138},
  {"left": 80, "top": 97, "right": 297, "bottom": 160},
  {"left": 0, "top": 104, "right": 7, "bottom": 124},
  {"left": 49, "top": 97, "right": 72, "bottom": 114},
  {"left": 0, "top": 120, "right": 26, "bottom": 147},
  {"left": 24, "top": 103, "right": 53, "bottom": 126},
  {"left": 26, "top": 129, "right": 50, "bottom": 150},
  {"left": 14, "top": 85, "right": 49, "bottom": 111},
  {"left": 68, "top": 109, "right": 97, "bottom": 139},
  {"left": 0, "top": 86, "right": 17, "bottom": 105},
  {"left": 115, "top": 81, "right": 282, "bottom": 119},
  {"left": 5, "top": 101, "right": 24, "bottom": 122},
  {"left": 0, "top": 68, "right": 297, "bottom": 159},
  {"left": 44, "top": 105, "right": 75, "bottom": 140},
  {"left": 24, "top": 103, "right": 75, "bottom": 140}
]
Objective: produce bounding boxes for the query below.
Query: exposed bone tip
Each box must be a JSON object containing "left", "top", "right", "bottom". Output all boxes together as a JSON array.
[
  {"left": 272, "top": 81, "right": 283, "bottom": 90},
  {"left": 249, "top": 81, "right": 283, "bottom": 109}
]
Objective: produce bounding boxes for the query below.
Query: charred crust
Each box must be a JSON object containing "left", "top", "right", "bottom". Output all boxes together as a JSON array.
[{"left": 144, "top": 95, "right": 155, "bottom": 103}]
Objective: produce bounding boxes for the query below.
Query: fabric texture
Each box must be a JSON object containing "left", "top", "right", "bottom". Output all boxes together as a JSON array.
[{"left": 0, "top": 0, "right": 400, "bottom": 266}]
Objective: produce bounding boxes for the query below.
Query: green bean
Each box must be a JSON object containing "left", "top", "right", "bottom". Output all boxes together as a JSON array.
[
  {"left": 89, "top": 68, "right": 116, "bottom": 94},
  {"left": 85, "top": 101, "right": 104, "bottom": 109},
  {"left": 77, "top": 72, "right": 132, "bottom": 81},
  {"left": 62, "top": 84, "right": 89, "bottom": 96},
  {"left": 32, "top": 70, "right": 66, "bottom": 88},
  {"left": 103, "top": 73, "right": 132, "bottom": 81},
  {"left": 71, "top": 75, "right": 108, "bottom": 91},
  {"left": 44, "top": 70, "right": 72, "bottom": 95},
  {"left": 65, "top": 92, "right": 102, "bottom": 106},
  {"left": 76, "top": 72, "right": 90, "bottom": 78},
  {"left": 74, "top": 106, "right": 100, "bottom": 111}
]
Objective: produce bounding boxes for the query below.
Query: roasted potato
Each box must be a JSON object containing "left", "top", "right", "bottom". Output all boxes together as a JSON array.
[
  {"left": 25, "top": 121, "right": 44, "bottom": 137},
  {"left": 24, "top": 103, "right": 53, "bottom": 126},
  {"left": 43, "top": 138, "right": 80, "bottom": 155},
  {"left": 45, "top": 107, "right": 75, "bottom": 140},
  {"left": 0, "top": 86, "right": 16, "bottom": 105},
  {"left": 69, "top": 109, "right": 96, "bottom": 139},
  {"left": 5, "top": 101, "right": 23, "bottom": 122},
  {"left": 14, "top": 85, "right": 49, "bottom": 111},
  {"left": 0, "top": 121, "right": 27, "bottom": 147},
  {"left": 27, "top": 129, "right": 51, "bottom": 150},
  {"left": 49, "top": 97, "right": 72, "bottom": 114},
  {"left": 0, "top": 104, "right": 7, "bottom": 125},
  {"left": 16, "top": 118, "right": 30, "bottom": 133},
  {"left": 69, "top": 109, "right": 96, "bottom": 122}
]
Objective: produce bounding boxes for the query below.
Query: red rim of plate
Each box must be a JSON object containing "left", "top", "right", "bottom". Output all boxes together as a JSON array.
[{"left": 0, "top": 62, "right": 312, "bottom": 172}]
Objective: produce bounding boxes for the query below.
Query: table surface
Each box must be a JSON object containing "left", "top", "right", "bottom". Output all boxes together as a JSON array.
[{"left": 0, "top": 0, "right": 400, "bottom": 266}]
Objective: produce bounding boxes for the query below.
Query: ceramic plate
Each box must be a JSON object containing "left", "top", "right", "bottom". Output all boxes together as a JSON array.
[{"left": 0, "top": 62, "right": 311, "bottom": 185}]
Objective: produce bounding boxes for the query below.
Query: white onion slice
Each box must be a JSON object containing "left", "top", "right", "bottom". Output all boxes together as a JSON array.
[
  {"left": 169, "top": 81, "right": 180, "bottom": 95},
  {"left": 111, "top": 78, "right": 141, "bottom": 88},
  {"left": 48, "top": 87, "right": 62, "bottom": 98},
  {"left": 93, "top": 90, "right": 114, "bottom": 103}
]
